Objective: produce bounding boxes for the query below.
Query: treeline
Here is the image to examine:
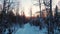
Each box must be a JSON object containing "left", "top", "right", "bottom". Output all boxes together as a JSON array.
[{"left": 29, "top": 5, "right": 60, "bottom": 34}]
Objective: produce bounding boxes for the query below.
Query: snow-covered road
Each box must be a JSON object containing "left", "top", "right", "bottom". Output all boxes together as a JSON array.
[{"left": 15, "top": 23, "right": 47, "bottom": 34}]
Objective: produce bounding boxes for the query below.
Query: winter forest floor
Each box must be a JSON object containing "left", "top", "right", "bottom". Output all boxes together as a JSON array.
[{"left": 0, "top": 12, "right": 60, "bottom": 34}]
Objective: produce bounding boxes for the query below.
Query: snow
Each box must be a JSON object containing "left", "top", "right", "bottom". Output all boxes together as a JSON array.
[
  {"left": 15, "top": 23, "right": 47, "bottom": 34},
  {"left": 2, "top": 20, "right": 60, "bottom": 34}
]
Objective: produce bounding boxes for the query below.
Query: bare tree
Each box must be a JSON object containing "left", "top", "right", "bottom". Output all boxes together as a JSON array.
[
  {"left": 43, "top": 0, "right": 54, "bottom": 34},
  {"left": 0, "top": 0, "right": 18, "bottom": 34}
]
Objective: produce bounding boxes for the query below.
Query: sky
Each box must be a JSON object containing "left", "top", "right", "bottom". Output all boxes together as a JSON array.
[
  {"left": 0, "top": 0, "right": 60, "bottom": 16},
  {"left": 18, "top": 0, "right": 60, "bottom": 16}
]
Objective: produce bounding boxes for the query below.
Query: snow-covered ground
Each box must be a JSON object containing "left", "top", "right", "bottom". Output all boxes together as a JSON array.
[
  {"left": 15, "top": 23, "right": 47, "bottom": 34},
  {"left": 4, "top": 22, "right": 60, "bottom": 34}
]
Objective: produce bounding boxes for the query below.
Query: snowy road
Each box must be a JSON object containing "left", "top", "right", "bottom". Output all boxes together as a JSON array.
[{"left": 15, "top": 23, "right": 47, "bottom": 34}]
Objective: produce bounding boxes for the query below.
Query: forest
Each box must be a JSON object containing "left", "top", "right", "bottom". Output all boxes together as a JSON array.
[{"left": 0, "top": 0, "right": 60, "bottom": 34}]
